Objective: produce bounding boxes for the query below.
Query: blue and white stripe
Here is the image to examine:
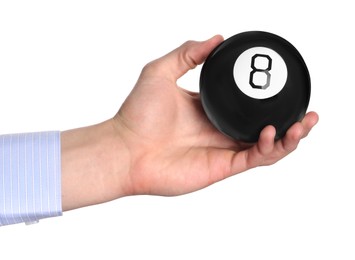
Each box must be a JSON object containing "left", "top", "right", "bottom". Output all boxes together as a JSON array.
[{"left": 0, "top": 131, "right": 62, "bottom": 226}]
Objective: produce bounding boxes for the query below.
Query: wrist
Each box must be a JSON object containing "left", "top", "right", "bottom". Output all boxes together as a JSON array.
[{"left": 61, "top": 119, "right": 131, "bottom": 211}]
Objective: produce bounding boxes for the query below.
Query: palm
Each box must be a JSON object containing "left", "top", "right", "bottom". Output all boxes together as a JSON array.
[{"left": 118, "top": 74, "right": 246, "bottom": 196}]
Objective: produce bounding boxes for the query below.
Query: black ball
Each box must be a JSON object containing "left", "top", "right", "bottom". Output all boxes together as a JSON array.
[{"left": 200, "top": 31, "right": 311, "bottom": 143}]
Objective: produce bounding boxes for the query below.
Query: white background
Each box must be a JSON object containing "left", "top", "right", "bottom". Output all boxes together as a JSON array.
[{"left": 0, "top": 1, "right": 353, "bottom": 259}]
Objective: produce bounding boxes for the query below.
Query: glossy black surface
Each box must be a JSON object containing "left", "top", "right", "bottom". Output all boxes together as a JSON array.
[{"left": 200, "top": 31, "right": 311, "bottom": 143}]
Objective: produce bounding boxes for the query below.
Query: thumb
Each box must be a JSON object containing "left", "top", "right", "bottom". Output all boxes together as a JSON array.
[{"left": 143, "top": 35, "right": 224, "bottom": 82}]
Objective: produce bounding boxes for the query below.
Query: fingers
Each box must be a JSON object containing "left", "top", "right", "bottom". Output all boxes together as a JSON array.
[
  {"left": 300, "top": 111, "right": 319, "bottom": 138},
  {"left": 242, "top": 125, "right": 277, "bottom": 169},
  {"left": 278, "top": 122, "right": 303, "bottom": 152},
  {"left": 238, "top": 112, "right": 319, "bottom": 171},
  {"left": 256, "top": 125, "right": 276, "bottom": 156},
  {"left": 278, "top": 112, "right": 319, "bottom": 151},
  {"left": 141, "top": 35, "right": 224, "bottom": 81}
]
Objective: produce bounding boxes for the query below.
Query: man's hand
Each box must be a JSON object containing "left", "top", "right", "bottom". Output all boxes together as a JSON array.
[
  {"left": 114, "top": 35, "right": 319, "bottom": 196},
  {"left": 61, "top": 35, "right": 318, "bottom": 211}
]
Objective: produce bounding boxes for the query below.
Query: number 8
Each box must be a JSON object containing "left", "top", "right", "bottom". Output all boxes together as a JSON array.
[{"left": 249, "top": 54, "right": 272, "bottom": 90}]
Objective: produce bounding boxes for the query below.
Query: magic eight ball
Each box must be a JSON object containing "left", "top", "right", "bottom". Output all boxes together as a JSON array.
[{"left": 200, "top": 31, "right": 311, "bottom": 143}]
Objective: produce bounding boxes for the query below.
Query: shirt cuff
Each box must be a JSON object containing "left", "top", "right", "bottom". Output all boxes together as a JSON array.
[{"left": 0, "top": 131, "right": 62, "bottom": 227}]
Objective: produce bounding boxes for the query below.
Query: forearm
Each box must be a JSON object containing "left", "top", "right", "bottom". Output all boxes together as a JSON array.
[{"left": 61, "top": 119, "right": 131, "bottom": 211}]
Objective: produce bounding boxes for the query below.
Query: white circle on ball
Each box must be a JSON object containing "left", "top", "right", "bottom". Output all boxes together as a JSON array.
[{"left": 233, "top": 47, "right": 288, "bottom": 99}]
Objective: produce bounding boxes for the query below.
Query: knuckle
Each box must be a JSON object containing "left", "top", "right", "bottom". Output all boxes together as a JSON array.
[{"left": 140, "top": 59, "right": 164, "bottom": 78}]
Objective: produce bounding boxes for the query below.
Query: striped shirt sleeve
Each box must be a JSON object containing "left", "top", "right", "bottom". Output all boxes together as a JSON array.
[{"left": 0, "top": 131, "right": 62, "bottom": 226}]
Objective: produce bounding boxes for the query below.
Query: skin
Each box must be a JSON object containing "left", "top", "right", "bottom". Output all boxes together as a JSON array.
[{"left": 61, "top": 35, "right": 319, "bottom": 211}]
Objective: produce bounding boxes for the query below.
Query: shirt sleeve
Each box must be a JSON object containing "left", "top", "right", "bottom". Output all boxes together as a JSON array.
[{"left": 0, "top": 131, "right": 62, "bottom": 227}]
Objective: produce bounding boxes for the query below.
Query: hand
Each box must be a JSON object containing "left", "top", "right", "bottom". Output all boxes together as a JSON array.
[
  {"left": 61, "top": 35, "right": 318, "bottom": 211},
  {"left": 113, "top": 35, "right": 319, "bottom": 196}
]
